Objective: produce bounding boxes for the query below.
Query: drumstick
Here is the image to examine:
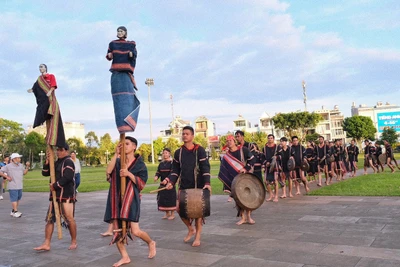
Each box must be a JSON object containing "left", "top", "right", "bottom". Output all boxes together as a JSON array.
[{"left": 150, "top": 187, "right": 168, "bottom": 194}]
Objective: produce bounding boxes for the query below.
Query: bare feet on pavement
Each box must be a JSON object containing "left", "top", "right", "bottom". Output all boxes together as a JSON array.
[
  {"left": 148, "top": 241, "right": 156, "bottom": 259},
  {"left": 112, "top": 257, "right": 131, "bottom": 267}
]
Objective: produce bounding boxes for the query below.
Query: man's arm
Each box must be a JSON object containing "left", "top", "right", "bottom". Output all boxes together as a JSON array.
[{"left": 198, "top": 147, "right": 211, "bottom": 185}]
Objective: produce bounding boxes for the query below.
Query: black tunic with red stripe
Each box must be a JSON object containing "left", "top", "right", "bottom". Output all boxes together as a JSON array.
[
  {"left": 155, "top": 160, "right": 176, "bottom": 211},
  {"left": 42, "top": 156, "right": 76, "bottom": 202}
]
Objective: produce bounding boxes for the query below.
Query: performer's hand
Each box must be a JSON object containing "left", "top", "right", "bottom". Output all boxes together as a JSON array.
[
  {"left": 203, "top": 184, "right": 212, "bottom": 194},
  {"left": 161, "top": 179, "right": 168, "bottom": 185},
  {"left": 129, "top": 51, "right": 133, "bottom": 57},
  {"left": 120, "top": 168, "right": 130, "bottom": 177},
  {"left": 266, "top": 162, "right": 270, "bottom": 167},
  {"left": 166, "top": 182, "right": 173, "bottom": 190},
  {"left": 239, "top": 168, "right": 246, "bottom": 173},
  {"left": 46, "top": 89, "right": 54, "bottom": 97},
  {"left": 154, "top": 176, "right": 158, "bottom": 182},
  {"left": 49, "top": 183, "right": 55, "bottom": 191},
  {"left": 115, "top": 143, "right": 122, "bottom": 155},
  {"left": 107, "top": 53, "right": 113, "bottom": 59}
]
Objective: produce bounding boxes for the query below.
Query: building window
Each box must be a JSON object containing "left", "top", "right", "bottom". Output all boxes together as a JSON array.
[{"left": 236, "top": 121, "right": 246, "bottom": 127}]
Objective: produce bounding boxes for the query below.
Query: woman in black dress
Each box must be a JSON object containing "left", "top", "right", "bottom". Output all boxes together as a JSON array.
[{"left": 154, "top": 148, "right": 176, "bottom": 219}]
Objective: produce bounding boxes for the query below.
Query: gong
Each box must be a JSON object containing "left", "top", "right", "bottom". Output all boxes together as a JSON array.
[
  {"left": 301, "top": 159, "right": 310, "bottom": 171},
  {"left": 287, "top": 157, "right": 295, "bottom": 171},
  {"left": 231, "top": 173, "right": 265, "bottom": 211},
  {"left": 379, "top": 154, "right": 387, "bottom": 164}
]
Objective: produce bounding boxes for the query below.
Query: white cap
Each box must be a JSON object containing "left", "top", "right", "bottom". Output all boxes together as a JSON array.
[{"left": 10, "top": 153, "right": 23, "bottom": 160}]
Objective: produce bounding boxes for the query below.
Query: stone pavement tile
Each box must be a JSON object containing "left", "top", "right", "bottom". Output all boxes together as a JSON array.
[
  {"left": 299, "top": 215, "right": 360, "bottom": 224},
  {"left": 339, "top": 229, "right": 382, "bottom": 238},
  {"left": 265, "top": 250, "right": 361, "bottom": 267},
  {"left": 355, "top": 258, "right": 400, "bottom": 267},
  {"left": 377, "top": 199, "right": 400, "bottom": 206},
  {"left": 295, "top": 233, "right": 375, "bottom": 247},
  {"left": 236, "top": 229, "right": 303, "bottom": 241},
  {"left": 329, "top": 201, "right": 379, "bottom": 206},
  {"left": 321, "top": 244, "right": 400, "bottom": 261},
  {"left": 209, "top": 256, "right": 303, "bottom": 267},
  {"left": 356, "top": 217, "right": 398, "bottom": 225},
  {"left": 370, "top": 233, "right": 400, "bottom": 249},
  {"left": 249, "top": 238, "right": 328, "bottom": 253}
]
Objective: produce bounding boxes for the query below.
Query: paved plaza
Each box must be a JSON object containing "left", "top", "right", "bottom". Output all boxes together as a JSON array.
[{"left": 1, "top": 187, "right": 400, "bottom": 267}]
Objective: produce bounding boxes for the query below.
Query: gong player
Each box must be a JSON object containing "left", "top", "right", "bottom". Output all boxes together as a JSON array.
[
  {"left": 290, "top": 136, "right": 310, "bottom": 195},
  {"left": 163, "top": 126, "right": 211, "bottom": 247},
  {"left": 218, "top": 135, "right": 256, "bottom": 225}
]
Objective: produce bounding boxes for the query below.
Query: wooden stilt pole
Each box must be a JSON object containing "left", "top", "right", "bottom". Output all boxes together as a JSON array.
[
  {"left": 46, "top": 120, "right": 63, "bottom": 239},
  {"left": 119, "top": 133, "right": 127, "bottom": 243}
]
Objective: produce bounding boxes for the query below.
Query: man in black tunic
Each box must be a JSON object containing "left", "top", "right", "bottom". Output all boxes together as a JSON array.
[
  {"left": 383, "top": 140, "right": 396, "bottom": 173},
  {"left": 315, "top": 136, "right": 329, "bottom": 186},
  {"left": 290, "top": 136, "right": 310, "bottom": 194},
  {"left": 346, "top": 139, "right": 359, "bottom": 177},
  {"left": 34, "top": 144, "right": 77, "bottom": 251},
  {"left": 164, "top": 126, "right": 211, "bottom": 247},
  {"left": 363, "top": 140, "right": 377, "bottom": 174},
  {"left": 262, "top": 134, "right": 280, "bottom": 202}
]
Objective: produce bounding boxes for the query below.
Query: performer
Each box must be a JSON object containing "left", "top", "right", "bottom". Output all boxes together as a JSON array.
[
  {"left": 315, "top": 136, "right": 330, "bottom": 186},
  {"left": 305, "top": 141, "right": 317, "bottom": 182},
  {"left": 383, "top": 140, "right": 396, "bottom": 173},
  {"left": 154, "top": 148, "right": 176, "bottom": 220},
  {"left": 106, "top": 26, "right": 140, "bottom": 133},
  {"left": 290, "top": 136, "right": 310, "bottom": 194},
  {"left": 363, "top": 140, "right": 377, "bottom": 174},
  {"left": 249, "top": 143, "right": 263, "bottom": 183},
  {"left": 103, "top": 136, "right": 156, "bottom": 266},
  {"left": 164, "top": 126, "right": 211, "bottom": 247},
  {"left": 276, "top": 137, "right": 292, "bottom": 198},
  {"left": 34, "top": 144, "right": 77, "bottom": 251},
  {"left": 235, "top": 130, "right": 255, "bottom": 151},
  {"left": 374, "top": 142, "right": 385, "bottom": 173},
  {"left": 31, "top": 64, "right": 66, "bottom": 148},
  {"left": 261, "top": 134, "right": 280, "bottom": 202},
  {"left": 218, "top": 135, "right": 255, "bottom": 225},
  {"left": 346, "top": 139, "right": 359, "bottom": 177},
  {"left": 328, "top": 140, "right": 336, "bottom": 183},
  {"left": 333, "top": 139, "right": 344, "bottom": 181}
]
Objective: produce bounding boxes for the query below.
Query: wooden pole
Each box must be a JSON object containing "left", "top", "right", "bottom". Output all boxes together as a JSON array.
[
  {"left": 46, "top": 120, "right": 63, "bottom": 239},
  {"left": 119, "top": 133, "right": 127, "bottom": 243}
]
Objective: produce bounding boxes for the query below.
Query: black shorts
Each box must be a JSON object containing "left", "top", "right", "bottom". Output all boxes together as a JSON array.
[{"left": 265, "top": 168, "right": 276, "bottom": 184}]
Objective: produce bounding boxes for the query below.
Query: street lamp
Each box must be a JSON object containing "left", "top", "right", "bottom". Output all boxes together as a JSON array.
[
  {"left": 39, "top": 150, "right": 45, "bottom": 167},
  {"left": 145, "top": 78, "right": 155, "bottom": 164},
  {"left": 105, "top": 150, "right": 110, "bottom": 164}
]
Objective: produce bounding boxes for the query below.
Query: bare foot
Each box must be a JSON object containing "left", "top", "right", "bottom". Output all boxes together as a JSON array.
[
  {"left": 317, "top": 183, "right": 322, "bottom": 187},
  {"left": 68, "top": 243, "right": 78, "bottom": 250},
  {"left": 280, "top": 195, "right": 286, "bottom": 199},
  {"left": 266, "top": 196, "right": 273, "bottom": 202},
  {"left": 33, "top": 244, "right": 50, "bottom": 251},
  {"left": 148, "top": 241, "right": 156, "bottom": 259},
  {"left": 248, "top": 218, "right": 255, "bottom": 225},
  {"left": 236, "top": 218, "right": 247, "bottom": 225},
  {"left": 273, "top": 198, "right": 278, "bottom": 202},
  {"left": 100, "top": 232, "right": 113, "bottom": 237},
  {"left": 289, "top": 194, "right": 294, "bottom": 198},
  {"left": 192, "top": 239, "right": 201, "bottom": 247},
  {"left": 296, "top": 192, "right": 301, "bottom": 195},
  {"left": 168, "top": 215, "right": 175, "bottom": 220},
  {"left": 112, "top": 257, "right": 131, "bottom": 267},
  {"left": 162, "top": 215, "right": 168, "bottom": 219},
  {"left": 227, "top": 197, "right": 232, "bottom": 202},
  {"left": 184, "top": 228, "right": 196, "bottom": 243}
]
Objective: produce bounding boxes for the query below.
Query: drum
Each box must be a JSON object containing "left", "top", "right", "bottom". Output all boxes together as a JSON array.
[
  {"left": 269, "top": 156, "right": 277, "bottom": 173},
  {"left": 328, "top": 155, "right": 335, "bottom": 163},
  {"left": 231, "top": 173, "right": 265, "bottom": 211},
  {"left": 378, "top": 154, "right": 387, "bottom": 164},
  {"left": 301, "top": 160, "right": 310, "bottom": 171},
  {"left": 287, "top": 157, "right": 295, "bottom": 171},
  {"left": 371, "top": 154, "right": 377, "bottom": 164},
  {"left": 178, "top": 188, "right": 210, "bottom": 219}
]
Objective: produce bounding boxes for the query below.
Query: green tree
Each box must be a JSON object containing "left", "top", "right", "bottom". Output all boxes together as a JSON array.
[
  {"left": 250, "top": 132, "right": 267, "bottom": 149},
  {"left": 98, "top": 133, "right": 116, "bottom": 164},
  {"left": 153, "top": 137, "right": 164, "bottom": 160},
  {"left": 137, "top": 143, "right": 151, "bottom": 163},
  {"left": 25, "top": 131, "right": 46, "bottom": 163},
  {"left": 343, "top": 116, "right": 376, "bottom": 143},
  {"left": 85, "top": 131, "right": 99, "bottom": 165},
  {"left": 305, "top": 133, "right": 320, "bottom": 143},
  {"left": 380, "top": 127, "right": 399, "bottom": 147},
  {"left": 165, "top": 137, "right": 181, "bottom": 154},
  {"left": 194, "top": 134, "right": 208, "bottom": 148},
  {"left": 272, "top": 112, "right": 322, "bottom": 140},
  {"left": 67, "top": 137, "right": 85, "bottom": 156},
  {"left": 0, "top": 118, "right": 25, "bottom": 156}
]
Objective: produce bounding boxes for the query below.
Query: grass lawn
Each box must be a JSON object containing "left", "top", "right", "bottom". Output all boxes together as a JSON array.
[
  {"left": 308, "top": 170, "right": 400, "bottom": 196},
  {"left": 22, "top": 161, "right": 226, "bottom": 195}
]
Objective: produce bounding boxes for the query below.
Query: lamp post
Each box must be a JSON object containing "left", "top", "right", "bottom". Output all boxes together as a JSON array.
[
  {"left": 145, "top": 78, "right": 155, "bottom": 164},
  {"left": 105, "top": 150, "right": 110, "bottom": 164},
  {"left": 39, "top": 150, "right": 45, "bottom": 167}
]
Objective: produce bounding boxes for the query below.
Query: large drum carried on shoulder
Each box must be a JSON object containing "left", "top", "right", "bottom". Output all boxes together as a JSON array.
[
  {"left": 287, "top": 157, "right": 295, "bottom": 171},
  {"left": 178, "top": 188, "right": 210, "bottom": 219},
  {"left": 301, "top": 159, "right": 310, "bottom": 171},
  {"left": 231, "top": 173, "right": 265, "bottom": 211}
]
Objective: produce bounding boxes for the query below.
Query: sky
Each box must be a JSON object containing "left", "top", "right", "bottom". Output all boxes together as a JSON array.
[{"left": 1, "top": 0, "right": 400, "bottom": 143}]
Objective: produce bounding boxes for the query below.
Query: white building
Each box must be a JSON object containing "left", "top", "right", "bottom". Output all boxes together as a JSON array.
[
  {"left": 159, "top": 115, "right": 191, "bottom": 142},
  {"left": 27, "top": 121, "right": 85, "bottom": 143},
  {"left": 311, "top": 105, "right": 346, "bottom": 141},
  {"left": 195, "top": 116, "right": 215, "bottom": 138},
  {"left": 351, "top": 101, "right": 400, "bottom": 139}
]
